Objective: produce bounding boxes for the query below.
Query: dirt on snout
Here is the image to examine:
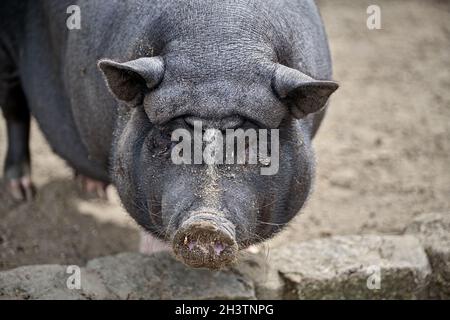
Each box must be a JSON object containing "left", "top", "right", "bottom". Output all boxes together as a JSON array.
[{"left": 1, "top": 0, "right": 449, "bottom": 270}]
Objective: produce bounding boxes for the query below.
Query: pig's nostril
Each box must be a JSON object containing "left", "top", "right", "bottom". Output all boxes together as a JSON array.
[
  {"left": 214, "top": 242, "right": 225, "bottom": 255},
  {"left": 183, "top": 234, "right": 226, "bottom": 254},
  {"left": 187, "top": 239, "right": 197, "bottom": 251},
  {"left": 184, "top": 237, "right": 225, "bottom": 255}
]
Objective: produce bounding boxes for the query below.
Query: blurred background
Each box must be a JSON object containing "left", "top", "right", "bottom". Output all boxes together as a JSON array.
[{"left": 1, "top": 0, "right": 449, "bottom": 270}]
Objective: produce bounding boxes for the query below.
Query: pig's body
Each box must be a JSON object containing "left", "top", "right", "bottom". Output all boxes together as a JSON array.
[{"left": 1, "top": 0, "right": 337, "bottom": 268}]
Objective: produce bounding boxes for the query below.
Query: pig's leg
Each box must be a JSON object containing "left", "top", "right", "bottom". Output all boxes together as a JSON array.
[
  {"left": 74, "top": 171, "right": 109, "bottom": 200},
  {"left": 1, "top": 83, "right": 35, "bottom": 201}
]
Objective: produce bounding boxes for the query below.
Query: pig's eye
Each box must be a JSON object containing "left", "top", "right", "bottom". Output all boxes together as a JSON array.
[
  {"left": 148, "top": 128, "right": 174, "bottom": 156},
  {"left": 241, "top": 119, "right": 262, "bottom": 130},
  {"left": 156, "top": 116, "right": 189, "bottom": 131}
]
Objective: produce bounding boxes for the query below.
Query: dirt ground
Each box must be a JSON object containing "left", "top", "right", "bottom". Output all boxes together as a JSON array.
[{"left": 1, "top": 0, "right": 449, "bottom": 271}]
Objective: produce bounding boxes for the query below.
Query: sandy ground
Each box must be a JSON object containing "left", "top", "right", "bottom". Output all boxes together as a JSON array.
[{"left": 1, "top": 0, "right": 449, "bottom": 271}]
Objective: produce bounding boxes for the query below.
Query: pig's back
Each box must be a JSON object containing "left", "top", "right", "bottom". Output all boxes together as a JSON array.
[
  {"left": 15, "top": 0, "right": 332, "bottom": 179},
  {"left": 19, "top": 0, "right": 115, "bottom": 180}
]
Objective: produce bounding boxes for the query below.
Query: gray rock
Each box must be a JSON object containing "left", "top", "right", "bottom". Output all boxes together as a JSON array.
[
  {"left": 233, "top": 252, "right": 284, "bottom": 299},
  {"left": 87, "top": 252, "right": 255, "bottom": 300},
  {"left": 267, "top": 235, "right": 431, "bottom": 299},
  {"left": 406, "top": 213, "right": 450, "bottom": 299},
  {"left": 0, "top": 264, "right": 110, "bottom": 300},
  {"left": 0, "top": 252, "right": 255, "bottom": 300},
  {"left": 0, "top": 235, "right": 435, "bottom": 300}
]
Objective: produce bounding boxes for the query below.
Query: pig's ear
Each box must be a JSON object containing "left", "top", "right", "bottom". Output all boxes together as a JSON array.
[
  {"left": 98, "top": 57, "right": 164, "bottom": 106},
  {"left": 272, "top": 64, "right": 338, "bottom": 119}
]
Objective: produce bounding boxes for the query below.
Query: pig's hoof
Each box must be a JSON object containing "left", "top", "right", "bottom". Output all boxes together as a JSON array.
[
  {"left": 6, "top": 175, "right": 36, "bottom": 202},
  {"left": 75, "top": 173, "right": 109, "bottom": 200},
  {"left": 172, "top": 216, "right": 238, "bottom": 270}
]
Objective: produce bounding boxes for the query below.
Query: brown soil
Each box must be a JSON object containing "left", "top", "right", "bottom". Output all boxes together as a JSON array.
[{"left": 1, "top": 0, "right": 449, "bottom": 270}]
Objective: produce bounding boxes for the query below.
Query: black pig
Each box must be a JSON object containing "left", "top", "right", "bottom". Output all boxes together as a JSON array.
[{"left": 0, "top": 0, "right": 338, "bottom": 269}]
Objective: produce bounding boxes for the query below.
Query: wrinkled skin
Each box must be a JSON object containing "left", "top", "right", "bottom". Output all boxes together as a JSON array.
[{"left": 1, "top": 0, "right": 337, "bottom": 268}]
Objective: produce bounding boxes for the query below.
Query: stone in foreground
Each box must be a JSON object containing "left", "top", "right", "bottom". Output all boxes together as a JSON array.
[
  {"left": 266, "top": 235, "right": 431, "bottom": 299},
  {"left": 0, "top": 235, "right": 434, "bottom": 300},
  {"left": 406, "top": 212, "right": 450, "bottom": 299},
  {"left": 86, "top": 252, "right": 255, "bottom": 300},
  {"left": 0, "top": 252, "right": 255, "bottom": 300}
]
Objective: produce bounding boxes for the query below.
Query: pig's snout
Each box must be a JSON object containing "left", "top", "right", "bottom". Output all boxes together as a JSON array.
[{"left": 172, "top": 212, "right": 238, "bottom": 269}]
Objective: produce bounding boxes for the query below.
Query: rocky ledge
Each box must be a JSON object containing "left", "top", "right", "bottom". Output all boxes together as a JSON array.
[{"left": 1, "top": 213, "right": 448, "bottom": 300}]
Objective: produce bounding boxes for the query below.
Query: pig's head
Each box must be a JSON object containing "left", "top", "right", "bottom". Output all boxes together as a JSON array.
[{"left": 98, "top": 52, "right": 337, "bottom": 269}]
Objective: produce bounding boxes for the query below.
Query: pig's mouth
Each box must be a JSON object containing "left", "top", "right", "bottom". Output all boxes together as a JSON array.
[{"left": 172, "top": 212, "right": 239, "bottom": 269}]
